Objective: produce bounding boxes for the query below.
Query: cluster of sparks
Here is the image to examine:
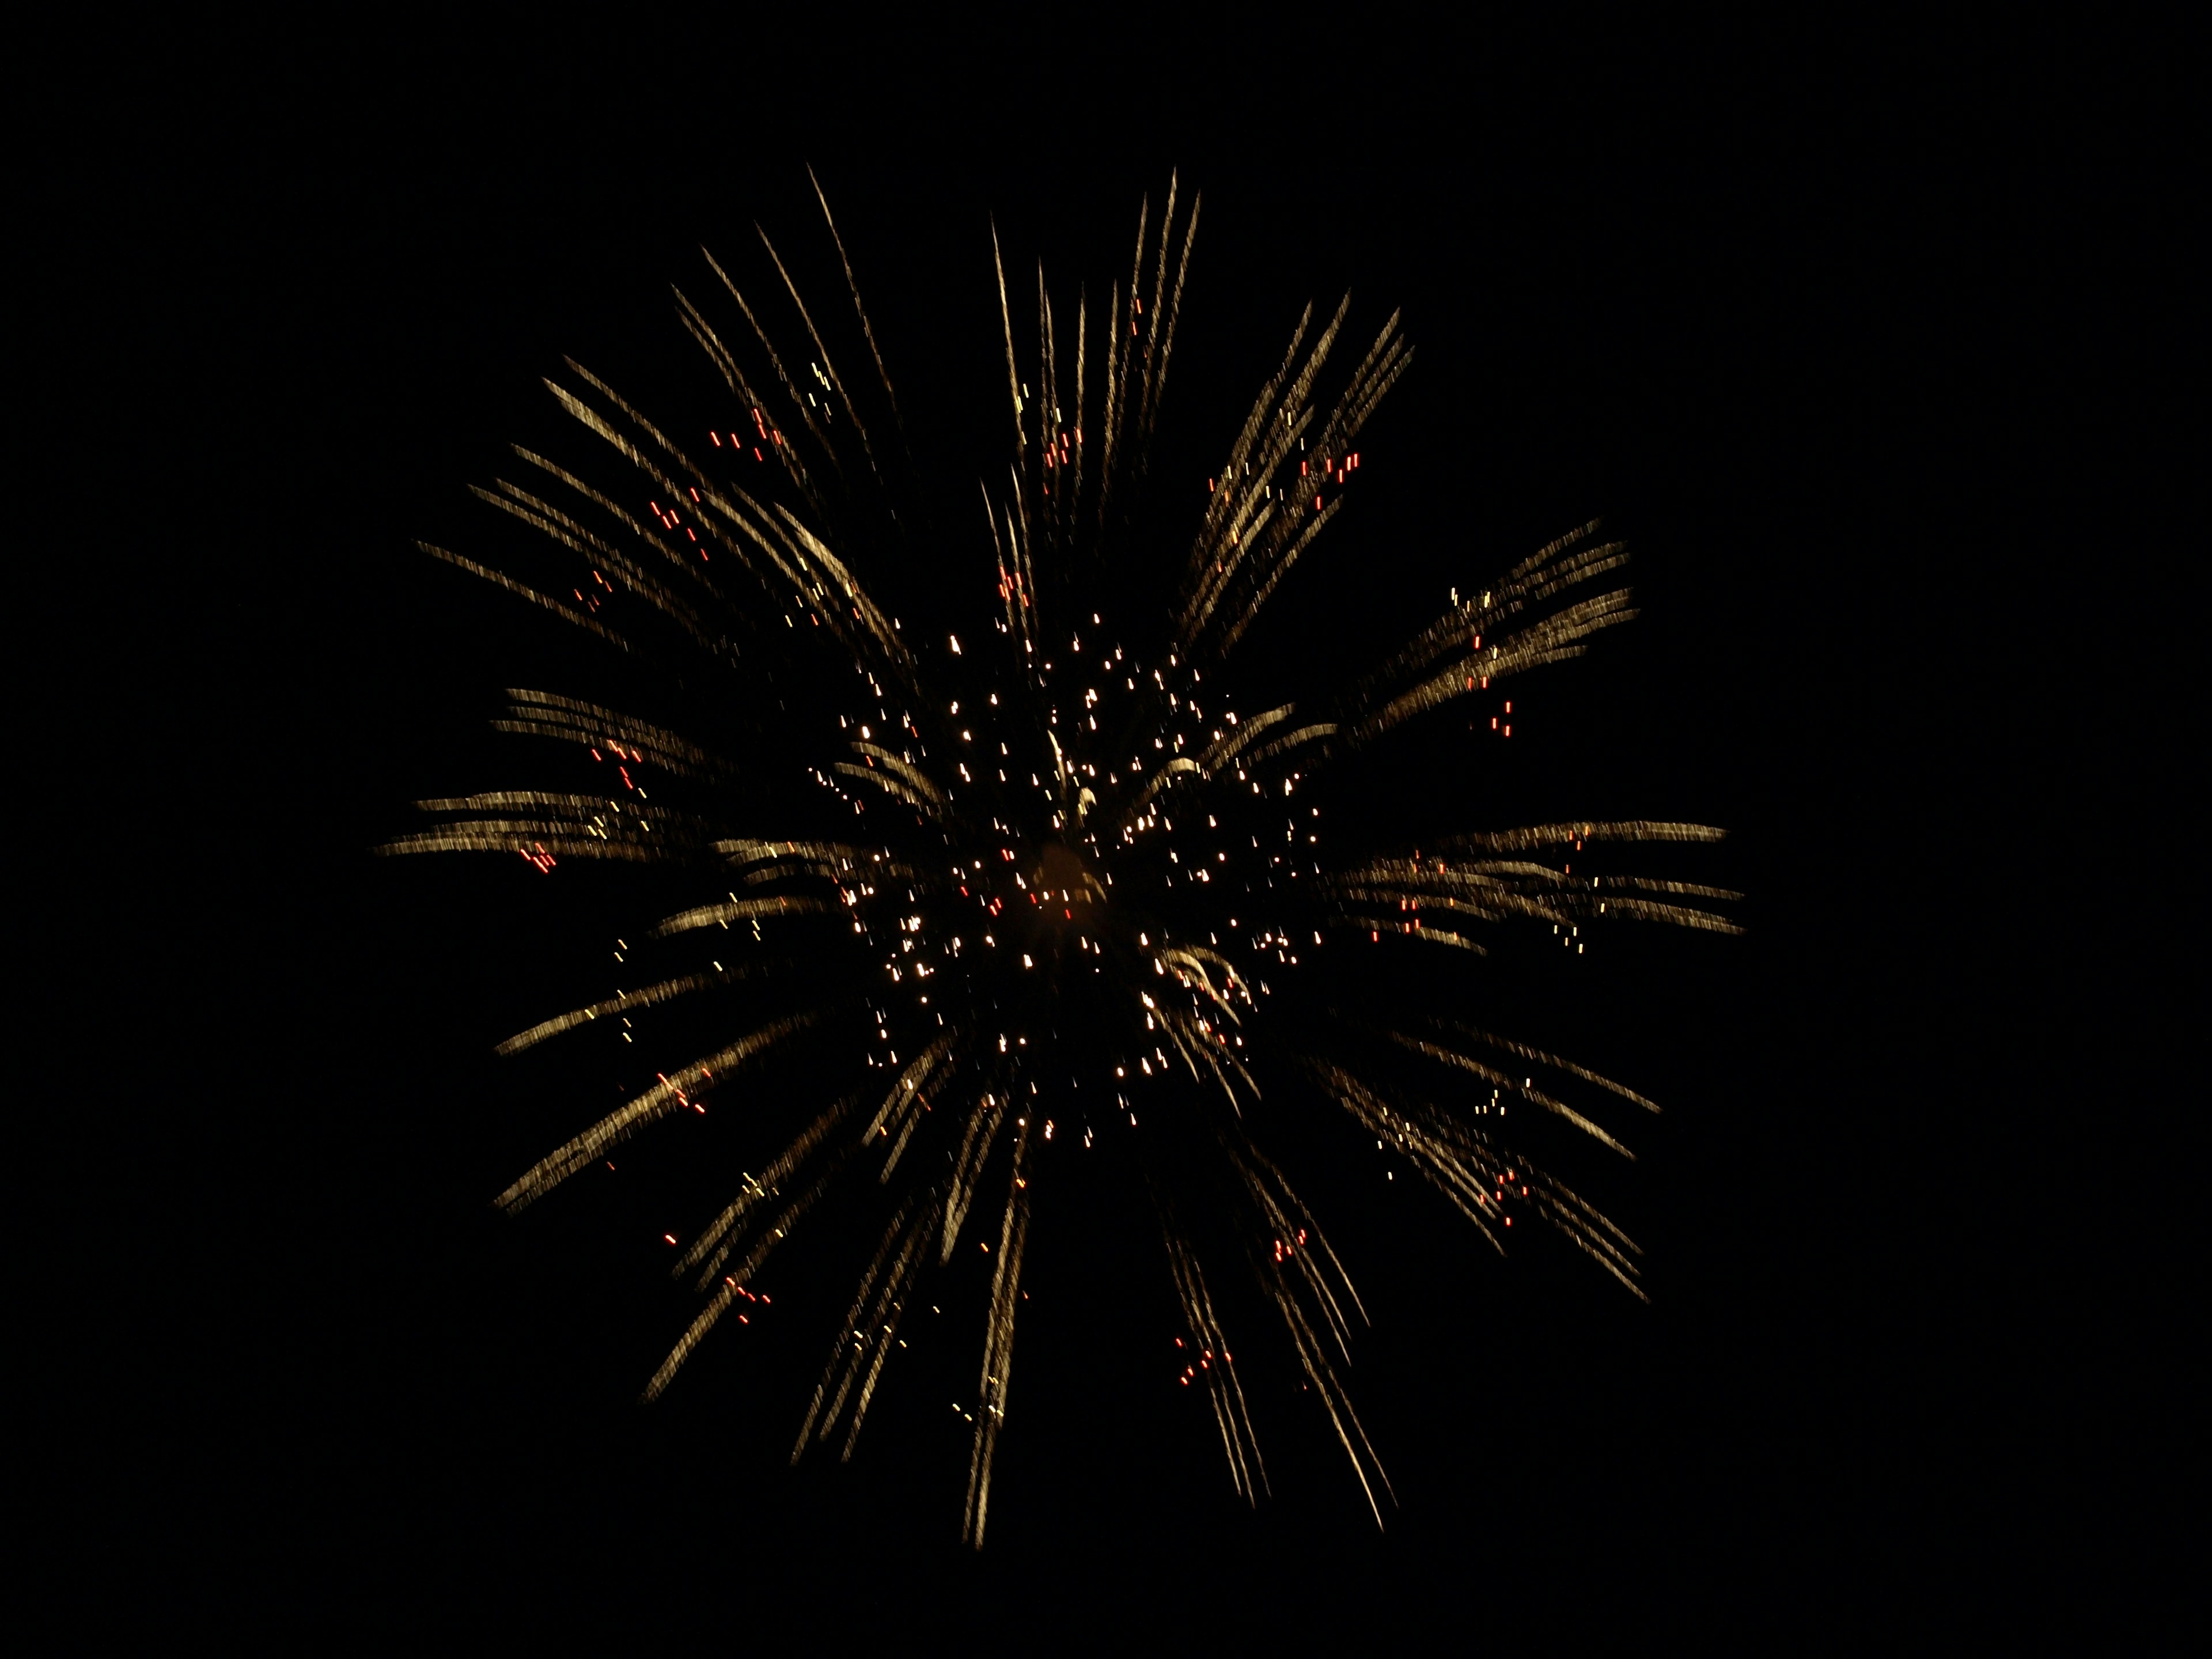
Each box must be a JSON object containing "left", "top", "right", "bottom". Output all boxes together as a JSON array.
[{"left": 388, "top": 171, "right": 1740, "bottom": 1545}]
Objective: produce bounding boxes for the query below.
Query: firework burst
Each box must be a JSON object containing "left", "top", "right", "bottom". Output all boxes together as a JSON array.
[{"left": 387, "top": 171, "right": 1740, "bottom": 1544}]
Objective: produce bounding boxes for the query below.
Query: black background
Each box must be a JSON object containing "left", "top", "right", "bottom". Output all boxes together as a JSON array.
[{"left": 45, "top": 31, "right": 2112, "bottom": 1642}]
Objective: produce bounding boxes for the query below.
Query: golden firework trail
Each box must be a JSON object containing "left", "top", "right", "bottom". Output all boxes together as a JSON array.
[{"left": 389, "top": 171, "right": 1739, "bottom": 1547}]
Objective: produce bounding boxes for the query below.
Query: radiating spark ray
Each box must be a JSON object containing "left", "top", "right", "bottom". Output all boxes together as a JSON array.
[
  {"left": 416, "top": 542, "right": 634, "bottom": 652},
  {"left": 499, "top": 1014, "right": 817, "bottom": 1214},
  {"left": 807, "top": 164, "right": 904, "bottom": 434},
  {"left": 963, "top": 1119, "right": 1032, "bottom": 1548},
  {"left": 755, "top": 220, "right": 878, "bottom": 478}
]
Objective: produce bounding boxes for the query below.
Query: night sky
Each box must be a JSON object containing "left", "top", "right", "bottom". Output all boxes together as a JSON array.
[{"left": 56, "top": 49, "right": 2077, "bottom": 1641}]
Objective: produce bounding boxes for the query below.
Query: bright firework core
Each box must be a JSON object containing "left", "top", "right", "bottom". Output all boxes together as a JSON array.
[
  {"left": 1013, "top": 840, "right": 1103, "bottom": 934},
  {"left": 825, "top": 628, "right": 1271, "bottom": 1115},
  {"left": 387, "top": 170, "right": 1740, "bottom": 1547}
]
